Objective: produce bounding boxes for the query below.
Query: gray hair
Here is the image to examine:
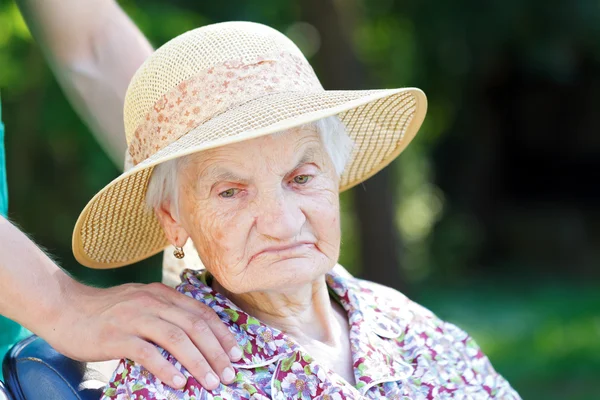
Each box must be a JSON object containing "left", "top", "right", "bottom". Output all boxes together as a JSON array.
[{"left": 146, "top": 115, "right": 353, "bottom": 216}]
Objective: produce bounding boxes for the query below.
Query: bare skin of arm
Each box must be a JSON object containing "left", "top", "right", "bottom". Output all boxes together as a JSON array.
[
  {"left": 16, "top": 0, "right": 145, "bottom": 166},
  {"left": 0, "top": 217, "right": 240, "bottom": 389},
  {"left": 2, "top": 0, "right": 241, "bottom": 390}
]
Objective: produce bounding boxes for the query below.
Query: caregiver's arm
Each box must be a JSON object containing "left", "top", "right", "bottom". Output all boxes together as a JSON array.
[
  {"left": 14, "top": 0, "right": 148, "bottom": 167},
  {"left": 11, "top": 0, "right": 241, "bottom": 388},
  {"left": 0, "top": 217, "right": 240, "bottom": 390}
]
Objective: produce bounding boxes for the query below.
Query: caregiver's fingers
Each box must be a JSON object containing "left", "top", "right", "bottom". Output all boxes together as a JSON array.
[
  {"left": 168, "top": 290, "right": 242, "bottom": 362},
  {"left": 126, "top": 337, "right": 189, "bottom": 390},
  {"left": 136, "top": 317, "right": 222, "bottom": 390},
  {"left": 158, "top": 305, "right": 239, "bottom": 385},
  {"left": 151, "top": 283, "right": 242, "bottom": 364}
]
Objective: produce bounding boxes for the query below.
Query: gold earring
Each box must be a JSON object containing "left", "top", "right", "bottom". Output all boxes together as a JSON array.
[{"left": 173, "top": 246, "right": 185, "bottom": 259}]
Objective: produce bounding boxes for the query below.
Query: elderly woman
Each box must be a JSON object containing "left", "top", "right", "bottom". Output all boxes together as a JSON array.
[{"left": 73, "top": 22, "right": 520, "bottom": 399}]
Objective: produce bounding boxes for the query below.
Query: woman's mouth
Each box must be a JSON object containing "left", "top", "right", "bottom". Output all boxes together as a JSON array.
[{"left": 250, "top": 242, "right": 316, "bottom": 262}]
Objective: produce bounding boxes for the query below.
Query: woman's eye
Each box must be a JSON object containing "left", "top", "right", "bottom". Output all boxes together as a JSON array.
[
  {"left": 219, "top": 188, "right": 238, "bottom": 198},
  {"left": 293, "top": 175, "right": 312, "bottom": 185}
]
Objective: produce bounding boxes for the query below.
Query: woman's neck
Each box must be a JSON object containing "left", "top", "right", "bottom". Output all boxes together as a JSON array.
[
  {"left": 212, "top": 275, "right": 342, "bottom": 346},
  {"left": 212, "top": 275, "right": 356, "bottom": 385}
]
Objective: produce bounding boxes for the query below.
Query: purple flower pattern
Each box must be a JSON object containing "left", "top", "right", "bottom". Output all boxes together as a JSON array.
[{"left": 101, "top": 268, "right": 520, "bottom": 399}]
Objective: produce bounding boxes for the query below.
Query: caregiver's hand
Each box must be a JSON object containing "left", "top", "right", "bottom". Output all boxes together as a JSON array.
[
  {"left": 46, "top": 280, "right": 242, "bottom": 390},
  {"left": 1, "top": 217, "right": 239, "bottom": 391}
]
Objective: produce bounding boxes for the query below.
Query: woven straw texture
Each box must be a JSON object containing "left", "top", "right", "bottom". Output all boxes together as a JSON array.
[
  {"left": 124, "top": 22, "right": 312, "bottom": 146},
  {"left": 72, "top": 22, "right": 427, "bottom": 269}
]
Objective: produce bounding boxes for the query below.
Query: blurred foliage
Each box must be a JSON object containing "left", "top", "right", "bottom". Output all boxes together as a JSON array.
[
  {"left": 1, "top": 0, "right": 599, "bottom": 398},
  {"left": 418, "top": 279, "right": 600, "bottom": 400}
]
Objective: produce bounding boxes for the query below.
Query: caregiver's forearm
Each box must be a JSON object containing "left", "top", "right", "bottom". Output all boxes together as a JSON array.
[
  {"left": 0, "top": 216, "right": 242, "bottom": 390},
  {"left": 0, "top": 216, "right": 75, "bottom": 333},
  {"left": 15, "top": 0, "right": 153, "bottom": 167}
]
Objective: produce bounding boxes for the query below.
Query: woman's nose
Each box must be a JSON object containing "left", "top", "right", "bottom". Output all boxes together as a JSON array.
[{"left": 254, "top": 191, "right": 306, "bottom": 240}]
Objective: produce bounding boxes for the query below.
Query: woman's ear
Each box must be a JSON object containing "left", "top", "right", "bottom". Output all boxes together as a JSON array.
[{"left": 154, "top": 201, "right": 190, "bottom": 247}]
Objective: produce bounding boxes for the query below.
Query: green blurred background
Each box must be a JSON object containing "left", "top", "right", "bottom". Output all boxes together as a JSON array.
[{"left": 1, "top": 0, "right": 600, "bottom": 398}]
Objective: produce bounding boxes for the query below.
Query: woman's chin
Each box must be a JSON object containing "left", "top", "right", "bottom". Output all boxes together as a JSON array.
[{"left": 251, "top": 256, "right": 332, "bottom": 285}]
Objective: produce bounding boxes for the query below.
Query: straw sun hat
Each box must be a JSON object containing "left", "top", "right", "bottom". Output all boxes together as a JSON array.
[{"left": 72, "top": 21, "right": 427, "bottom": 269}]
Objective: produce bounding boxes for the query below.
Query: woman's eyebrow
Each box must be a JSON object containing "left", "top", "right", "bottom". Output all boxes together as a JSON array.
[
  {"left": 292, "top": 146, "right": 320, "bottom": 170},
  {"left": 201, "top": 145, "right": 320, "bottom": 184},
  {"left": 204, "top": 168, "right": 249, "bottom": 184}
]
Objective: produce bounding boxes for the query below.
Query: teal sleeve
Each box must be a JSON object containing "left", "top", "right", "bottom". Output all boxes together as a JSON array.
[{"left": 0, "top": 97, "right": 7, "bottom": 218}]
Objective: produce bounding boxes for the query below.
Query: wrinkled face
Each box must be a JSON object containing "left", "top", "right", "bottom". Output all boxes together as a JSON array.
[{"left": 161, "top": 126, "right": 341, "bottom": 294}]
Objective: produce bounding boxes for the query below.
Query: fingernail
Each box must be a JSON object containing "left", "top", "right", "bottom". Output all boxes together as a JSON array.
[
  {"left": 229, "top": 347, "right": 243, "bottom": 360},
  {"left": 173, "top": 374, "right": 186, "bottom": 388},
  {"left": 222, "top": 367, "right": 235, "bottom": 382},
  {"left": 205, "top": 372, "right": 220, "bottom": 388}
]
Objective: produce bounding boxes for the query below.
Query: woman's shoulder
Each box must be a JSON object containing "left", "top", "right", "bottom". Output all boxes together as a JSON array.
[
  {"left": 329, "top": 266, "right": 437, "bottom": 323},
  {"left": 349, "top": 275, "right": 464, "bottom": 340},
  {"left": 357, "top": 278, "right": 435, "bottom": 317},
  {"left": 331, "top": 269, "right": 520, "bottom": 398},
  {"left": 343, "top": 273, "right": 476, "bottom": 341}
]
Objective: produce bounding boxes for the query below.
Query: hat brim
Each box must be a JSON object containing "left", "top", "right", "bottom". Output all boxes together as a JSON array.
[{"left": 73, "top": 88, "right": 427, "bottom": 269}]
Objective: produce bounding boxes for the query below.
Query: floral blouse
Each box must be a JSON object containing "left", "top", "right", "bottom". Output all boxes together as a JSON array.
[{"left": 102, "top": 268, "right": 520, "bottom": 399}]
